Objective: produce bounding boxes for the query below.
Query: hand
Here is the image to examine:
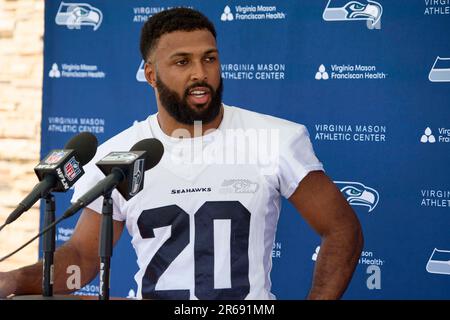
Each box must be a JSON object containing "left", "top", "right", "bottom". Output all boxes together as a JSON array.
[{"left": 0, "top": 272, "right": 17, "bottom": 299}]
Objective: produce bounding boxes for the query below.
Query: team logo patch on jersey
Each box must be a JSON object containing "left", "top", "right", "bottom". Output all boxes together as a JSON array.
[
  {"left": 64, "top": 156, "right": 81, "bottom": 181},
  {"left": 219, "top": 179, "right": 259, "bottom": 194}
]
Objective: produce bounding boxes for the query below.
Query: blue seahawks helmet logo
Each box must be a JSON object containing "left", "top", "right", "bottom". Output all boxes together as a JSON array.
[
  {"left": 426, "top": 248, "right": 450, "bottom": 276},
  {"left": 335, "top": 181, "right": 379, "bottom": 212},
  {"left": 429, "top": 56, "right": 450, "bottom": 83},
  {"left": 55, "top": 2, "right": 103, "bottom": 31},
  {"left": 136, "top": 60, "right": 146, "bottom": 82},
  {"left": 323, "top": 0, "right": 383, "bottom": 28}
]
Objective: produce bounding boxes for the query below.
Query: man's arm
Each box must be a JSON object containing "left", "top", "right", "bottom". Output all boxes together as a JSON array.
[
  {"left": 288, "top": 170, "right": 364, "bottom": 300},
  {"left": 0, "top": 208, "right": 124, "bottom": 298}
]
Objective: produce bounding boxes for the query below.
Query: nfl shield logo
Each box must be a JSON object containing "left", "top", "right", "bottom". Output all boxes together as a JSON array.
[
  {"left": 45, "top": 150, "right": 67, "bottom": 164},
  {"left": 64, "top": 157, "right": 81, "bottom": 181}
]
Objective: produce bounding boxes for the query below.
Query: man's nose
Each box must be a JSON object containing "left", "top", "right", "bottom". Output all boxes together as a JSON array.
[{"left": 190, "top": 61, "right": 207, "bottom": 82}]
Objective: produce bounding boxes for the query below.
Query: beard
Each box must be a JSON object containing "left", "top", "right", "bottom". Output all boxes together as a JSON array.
[{"left": 156, "top": 76, "right": 223, "bottom": 125}]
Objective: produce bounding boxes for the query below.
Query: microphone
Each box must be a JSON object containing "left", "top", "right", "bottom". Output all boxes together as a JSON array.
[
  {"left": 4, "top": 132, "right": 98, "bottom": 226},
  {"left": 63, "top": 138, "right": 164, "bottom": 219}
]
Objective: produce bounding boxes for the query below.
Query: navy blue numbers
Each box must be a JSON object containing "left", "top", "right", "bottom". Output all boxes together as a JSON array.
[{"left": 137, "top": 201, "right": 250, "bottom": 300}]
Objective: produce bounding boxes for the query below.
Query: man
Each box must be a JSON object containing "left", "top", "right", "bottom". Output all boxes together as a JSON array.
[{"left": 0, "top": 8, "right": 363, "bottom": 300}]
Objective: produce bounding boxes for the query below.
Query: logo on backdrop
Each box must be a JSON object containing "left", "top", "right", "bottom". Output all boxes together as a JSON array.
[
  {"left": 127, "top": 289, "right": 137, "bottom": 299},
  {"left": 55, "top": 2, "right": 102, "bottom": 31},
  {"left": 323, "top": 0, "right": 383, "bottom": 29},
  {"left": 420, "top": 189, "right": 450, "bottom": 209},
  {"left": 221, "top": 62, "right": 286, "bottom": 80},
  {"left": 420, "top": 127, "right": 450, "bottom": 144},
  {"left": 335, "top": 181, "right": 380, "bottom": 212},
  {"left": 429, "top": 57, "right": 450, "bottom": 82},
  {"left": 315, "top": 63, "right": 388, "bottom": 80},
  {"left": 272, "top": 242, "right": 282, "bottom": 259},
  {"left": 313, "top": 246, "right": 384, "bottom": 265},
  {"left": 220, "top": 4, "right": 287, "bottom": 22},
  {"left": 313, "top": 245, "right": 384, "bottom": 289},
  {"left": 138, "top": 60, "right": 287, "bottom": 82},
  {"left": 315, "top": 64, "right": 329, "bottom": 80},
  {"left": 221, "top": 6, "right": 234, "bottom": 21},
  {"left": 74, "top": 284, "right": 100, "bottom": 296},
  {"left": 424, "top": 0, "right": 450, "bottom": 15},
  {"left": 426, "top": 248, "right": 450, "bottom": 275},
  {"left": 420, "top": 127, "right": 436, "bottom": 143},
  {"left": 132, "top": 6, "right": 167, "bottom": 23},
  {"left": 49, "top": 63, "right": 61, "bottom": 78},
  {"left": 136, "top": 60, "right": 146, "bottom": 82},
  {"left": 314, "top": 123, "right": 387, "bottom": 142},
  {"left": 48, "top": 62, "right": 105, "bottom": 79},
  {"left": 48, "top": 116, "right": 105, "bottom": 134},
  {"left": 312, "top": 246, "right": 320, "bottom": 261},
  {"left": 57, "top": 227, "right": 74, "bottom": 242}
]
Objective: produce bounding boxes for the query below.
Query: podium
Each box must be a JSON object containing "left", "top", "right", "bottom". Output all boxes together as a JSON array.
[
  {"left": 11, "top": 294, "right": 82, "bottom": 300},
  {"left": 10, "top": 294, "right": 131, "bottom": 300}
]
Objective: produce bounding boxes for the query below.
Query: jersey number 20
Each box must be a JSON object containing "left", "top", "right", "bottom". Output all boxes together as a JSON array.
[{"left": 137, "top": 201, "right": 251, "bottom": 299}]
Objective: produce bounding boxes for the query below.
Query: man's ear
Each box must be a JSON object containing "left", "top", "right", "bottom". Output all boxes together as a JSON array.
[{"left": 144, "top": 62, "right": 157, "bottom": 88}]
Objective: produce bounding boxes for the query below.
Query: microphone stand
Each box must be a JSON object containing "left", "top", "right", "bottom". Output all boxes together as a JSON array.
[
  {"left": 42, "top": 193, "right": 56, "bottom": 297},
  {"left": 12, "top": 193, "right": 80, "bottom": 300},
  {"left": 99, "top": 191, "right": 113, "bottom": 300}
]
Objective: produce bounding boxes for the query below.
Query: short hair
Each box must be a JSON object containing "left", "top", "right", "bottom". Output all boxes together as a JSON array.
[{"left": 140, "top": 8, "right": 217, "bottom": 62}]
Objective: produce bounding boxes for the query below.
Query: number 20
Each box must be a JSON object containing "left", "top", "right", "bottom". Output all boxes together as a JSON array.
[{"left": 137, "top": 201, "right": 251, "bottom": 300}]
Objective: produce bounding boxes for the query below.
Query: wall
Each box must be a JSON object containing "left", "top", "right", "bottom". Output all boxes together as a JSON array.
[
  {"left": 40, "top": 1, "right": 450, "bottom": 298},
  {"left": 0, "top": 0, "right": 44, "bottom": 272}
]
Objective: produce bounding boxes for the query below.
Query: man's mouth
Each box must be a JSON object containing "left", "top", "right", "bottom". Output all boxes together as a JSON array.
[{"left": 187, "top": 87, "right": 211, "bottom": 106}]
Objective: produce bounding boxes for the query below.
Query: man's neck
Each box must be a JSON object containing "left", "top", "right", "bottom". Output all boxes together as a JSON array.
[{"left": 156, "top": 105, "right": 224, "bottom": 138}]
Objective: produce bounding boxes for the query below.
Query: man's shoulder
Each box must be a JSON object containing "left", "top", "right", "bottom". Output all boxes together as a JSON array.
[
  {"left": 95, "top": 115, "right": 154, "bottom": 159},
  {"left": 224, "top": 104, "right": 307, "bottom": 134}
]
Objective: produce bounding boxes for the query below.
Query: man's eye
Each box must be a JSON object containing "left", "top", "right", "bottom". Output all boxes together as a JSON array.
[
  {"left": 176, "top": 60, "right": 188, "bottom": 66},
  {"left": 205, "top": 56, "right": 216, "bottom": 63}
]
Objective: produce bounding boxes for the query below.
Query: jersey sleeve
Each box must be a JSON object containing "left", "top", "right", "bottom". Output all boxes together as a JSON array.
[{"left": 277, "top": 125, "right": 324, "bottom": 199}]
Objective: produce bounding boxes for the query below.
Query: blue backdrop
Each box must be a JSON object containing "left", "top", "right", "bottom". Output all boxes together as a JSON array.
[{"left": 40, "top": 0, "right": 450, "bottom": 299}]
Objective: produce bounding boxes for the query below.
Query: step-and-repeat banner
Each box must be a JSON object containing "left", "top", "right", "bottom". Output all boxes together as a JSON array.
[{"left": 40, "top": 1, "right": 450, "bottom": 299}]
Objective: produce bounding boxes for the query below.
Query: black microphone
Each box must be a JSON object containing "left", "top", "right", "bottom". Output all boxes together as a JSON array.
[
  {"left": 4, "top": 132, "right": 98, "bottom": 225},
  {"left": 62, "top": 138, "right": 164, "bottom": 219}
]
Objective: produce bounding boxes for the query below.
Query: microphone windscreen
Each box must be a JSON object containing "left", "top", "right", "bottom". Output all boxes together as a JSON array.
[
  {"left": 64, "top": 132, "right": 98, "bottom": 166},
  {"left": 130, "top": 138, "right": 164, "bottom": 171}
]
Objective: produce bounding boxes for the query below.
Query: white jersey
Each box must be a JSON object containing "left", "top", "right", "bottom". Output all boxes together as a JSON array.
[{"left": 72, "top": 104, "right": 324, "bottom": 300}]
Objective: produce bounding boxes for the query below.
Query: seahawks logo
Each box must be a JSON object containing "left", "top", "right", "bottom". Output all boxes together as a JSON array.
[
  {"left": 220, "top": 179, "right": 259, "bottom": 194},
  {"left": 426, "top": 248, "right": 450, "bottom": 276},
  {"left": 55, "top": 2, "right": 103, "bottom": 31},
  {"left": 323, "top": 0, "right": 383, "bottom": 28},
  {"left": 335, "top": 181, "right": 379, "bottom": 212}
]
